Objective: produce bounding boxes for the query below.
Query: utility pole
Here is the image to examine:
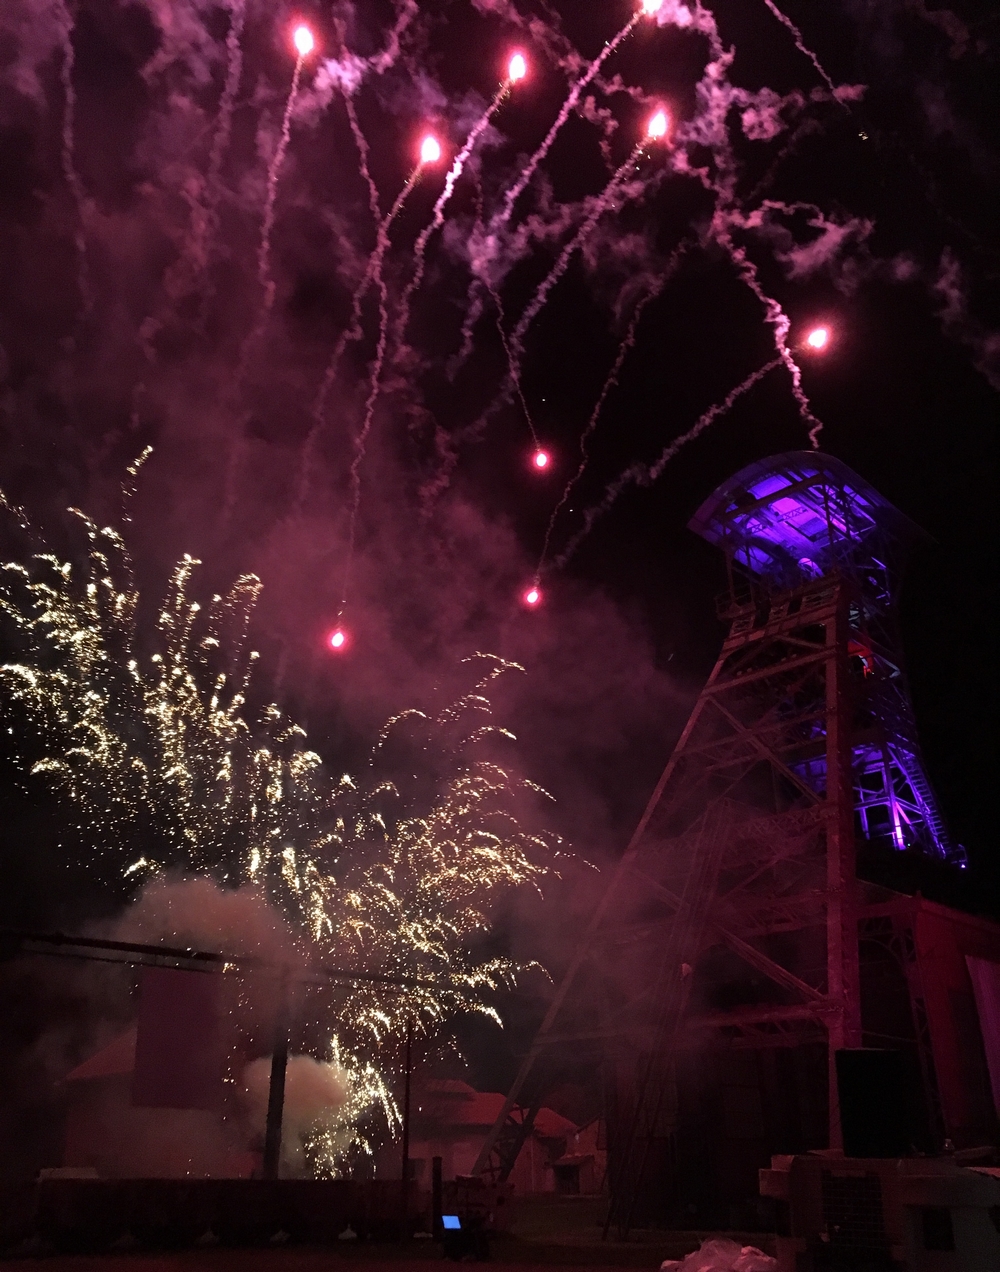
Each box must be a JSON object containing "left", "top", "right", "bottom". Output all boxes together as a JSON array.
[{"left": 263, "top": 975, "right": 290, "bottom": 1180}]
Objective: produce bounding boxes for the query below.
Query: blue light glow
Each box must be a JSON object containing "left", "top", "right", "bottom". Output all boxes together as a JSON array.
[
  {"left": 689, "top": 452, "right": 963, "bottom": 867},
  {"left": 688, "top": 452, "right": 915, "bottom": 591}
]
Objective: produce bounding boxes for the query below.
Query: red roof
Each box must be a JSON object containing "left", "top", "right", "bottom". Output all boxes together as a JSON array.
[
  {"left": 533, "top": 1106, "right": 577, "bottom": 1139},
  {"left": 414, "top": 1079, "right": 576, "bottom": 1137},
  {"left": 65, "top": 1028, "right": 136, "bottom": 1081}
]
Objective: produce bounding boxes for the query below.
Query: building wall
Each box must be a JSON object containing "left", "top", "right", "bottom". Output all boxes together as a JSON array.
[
  {"left": 64, "top": 1076, "right": 253, "bottom": 1178},
  {"left": 917, "top": 904, "right": 1000, "bottom": 1146}
]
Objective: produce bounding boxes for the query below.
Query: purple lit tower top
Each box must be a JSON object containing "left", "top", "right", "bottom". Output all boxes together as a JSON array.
[{"left": 689, "top": 452, "right": 963, "bottom": 865}]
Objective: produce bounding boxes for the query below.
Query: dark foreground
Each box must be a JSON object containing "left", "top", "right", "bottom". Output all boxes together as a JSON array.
[{"left": 0, "top": 1238, "right": 770, "bottom": 1270}]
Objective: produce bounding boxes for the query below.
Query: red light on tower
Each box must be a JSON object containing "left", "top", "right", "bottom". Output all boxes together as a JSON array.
[
  {"left": 419, "top": 135, "right": 442, "bottom": 165},
  {"left": 523, "top": 585, "right": 542, "bottom": 608},
  {"left": 806, "top": 326, "right": 830, "bottom": 351},
  {"left": 292, "top": 25, "right": 314, "bottom": 57},
  {"left": 508, "top": 53, "right": 527, "bottom": 83},
  {"left": 532, "top": 449, "right": 550, "bottom": 471},
  {"left": 328, "top": 627, "right": 348, "bottom": 651}
]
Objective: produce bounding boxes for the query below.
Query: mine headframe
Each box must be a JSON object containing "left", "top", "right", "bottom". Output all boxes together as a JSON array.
[{"left": 472, "top": 452, "right": 963, "bottom": 1234}]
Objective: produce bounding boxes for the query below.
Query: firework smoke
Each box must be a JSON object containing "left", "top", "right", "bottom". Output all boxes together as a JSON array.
[
  {"left": 393, "top": 68, "right": 523, "bottom": 370},
  {"left": 253, "top": 40, "right": 309, "bottom": 343},
  {"left": 295, "top": 160, "right": 427, "bottom": 519},
  {"left": 0, "top": 497, "right": 558, "bottom": 1170},
  {"left": 498, "top": 8, "right": 647, "bottom": 228},
  {"left": 56, "top": 0, "right": 91, "bottom": 319},
  {"left": 537, "top": 243, "right": 690, "bottom": 573},
  {"left": 759, "top": 0, "right": 841, "bottom": 100},
  {"left": 554, "top": 356, "right": 783, "bottom": 569},
  {"left": 197, "top": 0, "right": 248, "bottom": 306},
  {"left": 509, "top": 141, "right": 658, "bottom": 391}
]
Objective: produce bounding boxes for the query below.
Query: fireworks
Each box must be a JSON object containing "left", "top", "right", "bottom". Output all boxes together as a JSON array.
[
  {"left": 419, "top": 134, "right": 442, "bottom": 165},
  {"left": 806, "top": 325, "right": 830, "bottom": 350},
  {"left": 523, "top": 586, "right": 542, "bottom": 607},
  {"left": 533, "top": 450, "right": 551, "bottom": 471},
  {"left": 0, "top": 497, "right": 558, "bottom": 1173},
  {"left": 292, "top": 25, "right": 314, "bottom": 57},
  {"left": 328, "top": 628, "right": 347, "bottom": 651},
  {"left": 29, "top": 0, "right": 945, "bottom": 601},
  {"left": 647, "top": 109, "right": 669, "bottom": 139}
]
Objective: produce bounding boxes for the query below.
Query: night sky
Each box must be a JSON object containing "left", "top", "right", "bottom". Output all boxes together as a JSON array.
[{"left": 0, "top": 0, "right": 997, "bottom": 1030}]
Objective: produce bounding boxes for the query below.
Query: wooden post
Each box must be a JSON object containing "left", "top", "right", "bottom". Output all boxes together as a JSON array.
[
  {"left": 400, "top": 1018, "right": 413, "bottom": 1240},
  {"left": 432, "top": 1155, "right": 443, "bottom": 1241},
  {"left": 262, "top": 976, "right": 289, "bottom": 1179}
]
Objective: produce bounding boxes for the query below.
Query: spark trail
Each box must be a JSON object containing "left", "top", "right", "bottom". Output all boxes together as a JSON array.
[
  {"left": 447, "top": 173, "right": 487, "bottom": 383},
  {"left": 393, "top": 59, "right": 526, "bottom": 367},
  {"left": 717, "top": 221, "right": 824, "bottom": 447},
  {"left": 485, "top": 125, "right": 666, "bottom": 452},
  {"left": 255, "top": 36, "right": 309, "bottom": 328},
  {"left": 57, "top": 1, "right": 91, "bottom": 318},
  {"left": 344, "top": 93, "right": 382, "bottom": 226},
  {"left": 553, "top": 357, "right": 783, "bottom": 569},
  {"left": 499, "top": 5, "right": 653, "bottom": 228},
  {"left": 220, "top": 31, "right": 313, "bottom": 528},
  {"left": 293, "top": 159, "right": 427, "bottom": 516},
  {"left": 0, "top": 499, "right": 557, "bottom": 1172},
  {"left": 536, "top": 242, "right": 689, "bottom": 573},
  {"left": 759, "top": 0, "right": 840, "bottom": 100},
  {"left": 509, "top": 141, "right": 654, "bottom": 387},
  {"left": 199, "top": 0, "right": 247, "bottom": 287},
  {"left": 332, "top": 150, "right": 440, "bottom": 607}
]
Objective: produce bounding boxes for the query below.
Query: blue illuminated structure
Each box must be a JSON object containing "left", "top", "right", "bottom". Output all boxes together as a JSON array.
[{"left": 689, "top": 451, "right": 961, "bottom": 864}]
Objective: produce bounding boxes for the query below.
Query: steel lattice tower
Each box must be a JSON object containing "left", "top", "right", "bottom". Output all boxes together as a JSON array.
[{"left": 473, "top": 452, "right": 963, "bottom": 1229}]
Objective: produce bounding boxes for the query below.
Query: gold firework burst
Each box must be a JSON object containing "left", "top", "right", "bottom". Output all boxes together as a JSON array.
[{"left": 0, "top": 489, "right": 560, "bottom": 1172}]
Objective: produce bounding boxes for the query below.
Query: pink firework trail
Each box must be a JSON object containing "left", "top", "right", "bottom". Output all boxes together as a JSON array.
[
  {"left": 717, "top": 220, "right": 824, "bottom": 447},
  {"left": 553, "top": 357, "right": 783, "bottom": 569},
  {"left": 294, "top": 162, "right": 426, "bottom": 515},
  {"left": 448, "top": 181, "right": 491, "bottom": 383},
  {"left": 536, "top": 243, "right": 689, "bottom": 572},
  {"left": 221, "top": 30, "right": 311, "bottom": 525},
  {"left": 497, "top": 121, "right": 668, "bottom": 443},
  {"left": 344, "top": 93, "right": 383, "bottom": 226},
  {"left": 57, "top": 1, "right": 91, "bottom": 317},
  {"left": 256, "top": 44, "right": 308, "bottom": 324},
  {"left": 509, "top": 142, "right": 650, "bottom": 381},
  {"left": 204, "top": 1, "right": 247, "bottom": 252},
  {"left": 393, "top": 66, "right": 524, "bottom": 364},
  {"left": 759, "top": 0, "right": 841, "bottom": 100},
  {"left": 499, "top": 7, "right": 652, "bottom": 227},
  {"left": 330, "top": 145, "right": 440, "bottom": 604},
  {"left": 490, "top": 277, "right": 540, "bottom": 449}
]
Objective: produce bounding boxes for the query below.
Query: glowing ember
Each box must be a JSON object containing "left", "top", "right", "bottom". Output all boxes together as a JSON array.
[
  {"left": 524, "top": 586, "right": 541, "bottom": 607},
  {"left": 533, "top": 449, "right": 550, "bottom": 470},
  {"left": 806, "top": 326, "right": 830, "bottom": 350},
  {"left": 419, "top": 135, "right": 442, "bottom": 165},
  {"left": 508, "top": 53, "right": 527, "bottom": 83},
  {"left": 641, "top": 0, "right": 664, "bottom": 13},
  {"left": 292, "top": 25, "right": 314, "bottom": 57},
  {"left": 647, "top": 109, "right": 669, "bottom": 139}
]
